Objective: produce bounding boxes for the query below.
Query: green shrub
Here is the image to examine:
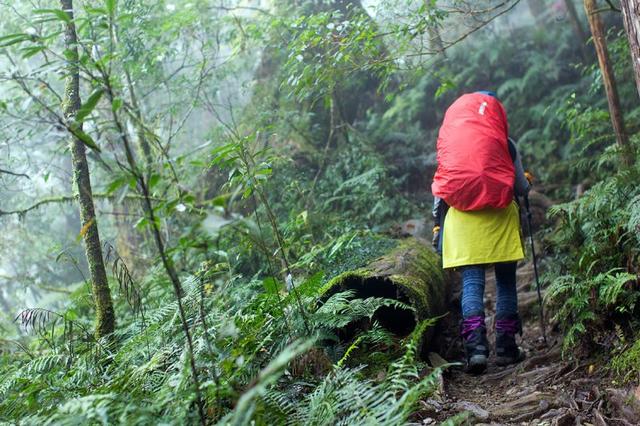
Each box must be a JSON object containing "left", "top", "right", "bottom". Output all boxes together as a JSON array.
[{"left": 545, "top": 167, "right": 640, "bottom": 351}]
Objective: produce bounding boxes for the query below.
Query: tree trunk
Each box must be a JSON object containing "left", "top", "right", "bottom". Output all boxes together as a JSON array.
[
  {"left": 429, "top": 27, "right": 445, "bottom": 55},
  {"left": 60, "top": 0, "right": 115, "bottom": 339},
  {"left": 114, "top": 201, "right": 147, "bottom": 271},
  {"left": 584, "top": 0, "right": 633, "bottom": 167},
  {"left": 321, "top": 238, "right": 447, "bottom": 353},
  {"left": 425, "top": 0, "right": 446, "bottom": 58},
  {"left": 621, "top": 0, "right": 640, "bottom": 99},
  {"left": 564, "top": 0, "right": 589, "bottom": 60}
]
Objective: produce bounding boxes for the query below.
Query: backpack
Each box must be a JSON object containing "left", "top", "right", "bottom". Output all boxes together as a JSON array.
[{"left": 431, "top": 93, "right": 515, "bottom": 211}]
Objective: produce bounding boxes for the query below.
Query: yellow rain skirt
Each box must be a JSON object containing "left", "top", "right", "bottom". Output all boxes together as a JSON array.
[{"left": 442, "top": 201, "right": 524, "bottom": 269}]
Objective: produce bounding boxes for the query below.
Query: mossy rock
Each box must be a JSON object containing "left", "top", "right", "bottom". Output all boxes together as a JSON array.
[{"left": 320, "top": 237, "right": 447, "bottom": 347}]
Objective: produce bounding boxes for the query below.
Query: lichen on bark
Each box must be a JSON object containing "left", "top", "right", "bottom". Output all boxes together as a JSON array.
[{"left": 60, "top": 0, "right": 115, "bottom": 339}]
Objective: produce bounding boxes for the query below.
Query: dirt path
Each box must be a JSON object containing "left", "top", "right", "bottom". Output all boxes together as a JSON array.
[{"left": 416, "top": 262, "right": 640, "bottom": 425}]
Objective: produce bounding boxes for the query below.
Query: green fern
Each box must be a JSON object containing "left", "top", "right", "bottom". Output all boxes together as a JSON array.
[
  {"left": 545, "top": 167, "right": 640, "bottom": 352},
  {"left": 250, "top": 319, "right": 442, "bottom": 425}
]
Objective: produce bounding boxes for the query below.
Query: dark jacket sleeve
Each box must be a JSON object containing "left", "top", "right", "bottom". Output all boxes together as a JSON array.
[{"left": 508, "top": 138, "right": 530, "bottom": 196}]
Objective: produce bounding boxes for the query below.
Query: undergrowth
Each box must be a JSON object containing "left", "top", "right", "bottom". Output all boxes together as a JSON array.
[
  {"left": 0, "top": 268, "right": 440, "bottom": 424},
  {"left": 3, "top": 2, "right": 640, "bottom": 423},
  {"left": 545, "top": 154, "right": 640, "bottom": 365},
  {"left": 611, "top": 334, "right": 640, "bottom": 384}
]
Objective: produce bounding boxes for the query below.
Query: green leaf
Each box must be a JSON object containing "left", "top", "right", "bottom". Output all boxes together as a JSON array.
[
  {"left": 435, "top": 79, "right": 456, "bottom": 99},
  {"left": 62, "top": 48, "right": 78, "bottom": 61},
  {"left": 106, "top": 177, "right": 127, "bottom": 194},
  {"left": 210, "top": 143, "right": 238, "bottom": 165},
  {"left": 105, "top": 0, "right": 117, "bottom": 15},
  {"left": 71, "top": 126, "right": 101, "bottom": 152},
  {"left": 212, "top": 194, "right": 230, "bottom": 207},
  {"left": 85, "top": 7, "right": 108, "bottom": 16},
  {"left": 20, "top": 45, "right": 46, "bottom": 59},
  {"left": 65, "top": 309, "right": 78, "bottom": 321},
  {"left": 0, "top": 33, "right": 32, "bottom": 48},
  {"left": 111, "top": 97, "right": 123, "bottom": 112},
  {"left": 76, "top": 88, "right": 104, "bottom": 123},
  {"left": 148, "top": 174, "right": 160, "bottom": 189},
  {"left": 33, "top": 9, "right": 71, "bottom": 23},
  {"left": 134, "top": 217, "right": 148, "bottom": 229}
]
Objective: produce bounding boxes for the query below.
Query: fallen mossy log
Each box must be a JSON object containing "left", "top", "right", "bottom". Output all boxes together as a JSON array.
[{"left": 320, "top": 237, "right": 447, "bottom": 342}]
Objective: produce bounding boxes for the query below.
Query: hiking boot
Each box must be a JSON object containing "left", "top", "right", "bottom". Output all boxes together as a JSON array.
[
  {"left": 495, "top": 313, "right": 526, "bottom": 366},
  {"left": 461, "top": 314, "right": 489, "bottom": 374}
]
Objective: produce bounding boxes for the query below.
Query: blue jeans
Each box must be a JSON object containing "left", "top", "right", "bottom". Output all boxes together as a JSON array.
[{"left": 461, "top": 262, "right": 518, "bottom": 318}]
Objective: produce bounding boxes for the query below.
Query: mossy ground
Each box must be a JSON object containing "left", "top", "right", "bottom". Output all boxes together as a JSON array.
[{"left": 611, "top": 333, "right": 640, "bottom": 384}]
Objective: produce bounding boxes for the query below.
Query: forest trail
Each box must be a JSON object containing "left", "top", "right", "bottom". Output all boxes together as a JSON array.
[{"left": 418, "top": 261, "right": 640, "bottom": 425}]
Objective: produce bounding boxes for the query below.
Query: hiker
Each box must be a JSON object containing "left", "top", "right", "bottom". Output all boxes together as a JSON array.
[{"left": 431, "top": 91, "right": 531, "bottom": 374}]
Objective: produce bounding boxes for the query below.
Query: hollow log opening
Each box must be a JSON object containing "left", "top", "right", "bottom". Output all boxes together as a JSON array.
[
  {"left": 333, "top": 275, "right": 417, "bottom": 336},
  {"left": 321, "top": 238, "right": 447, "bottom": 351}
]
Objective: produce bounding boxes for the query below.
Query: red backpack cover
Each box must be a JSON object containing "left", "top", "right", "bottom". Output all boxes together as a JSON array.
[{"left": 431, "top": 93, "right": 515, "bottom": 211}]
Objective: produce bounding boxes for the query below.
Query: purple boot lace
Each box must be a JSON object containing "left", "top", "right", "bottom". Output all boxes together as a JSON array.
[
  {"left": 461, "top": 315, "right": 485, "bottom": 341},
  {"left": 496, "top": 318, "right": 520, "bottom": 335}
]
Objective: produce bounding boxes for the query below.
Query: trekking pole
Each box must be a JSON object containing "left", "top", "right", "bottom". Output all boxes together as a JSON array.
[{"left": 523, "top": 195, "right": 547, "bottom": 345}]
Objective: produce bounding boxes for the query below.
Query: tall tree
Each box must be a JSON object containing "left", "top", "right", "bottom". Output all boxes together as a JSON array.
[
  {"left": 621, "top": 0, "right": 640, "bottom": 98},
  {"left": 564, "top": 0, "right": 589, "bottom": 60},
  {"left": 83, "top": 4, "right": 207, "bottom": 421},
  {"left": 425, "top": 0, "right": 446, "bottom": 58},
  {"left": 60, "top": 0, "right": 115, "bottom": 338},
  {"left": 583, "top": 0, "right": 633, "bottom": 167}
]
